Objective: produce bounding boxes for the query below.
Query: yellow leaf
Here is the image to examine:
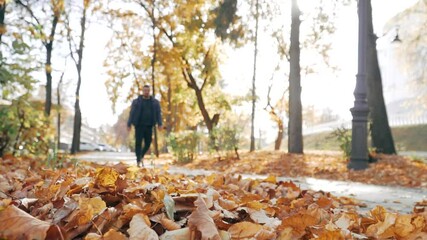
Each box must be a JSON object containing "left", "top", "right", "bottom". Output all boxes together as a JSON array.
[
  {"left": 411, "top": 215, "right": 425, "bottom": 230},
  {"left": 394, "top": 214, "right": 415, "bottom": 237},
  {"left": 264, "top": 175, "right": 277, "bottom": 183},
  {"left": 278, "top": 227, "right": 293, "bottom": 240},
  {"left": 77, "top": 197, "right": 106, "bottom": 224},
  {"left": 126, "top": 166, "right": 140, "bottom": 180},
  {"left": 246, "top": 201, "right": 264, "bottom": 210},
  {"left": 369, "top": 205, "right": 387, "bottom": 222},
  {"left": 95, "top": 167, "right": 119, "bottom": 189},
  {"left": 206, "top": 174, "right": 224, "bottom": 187}
]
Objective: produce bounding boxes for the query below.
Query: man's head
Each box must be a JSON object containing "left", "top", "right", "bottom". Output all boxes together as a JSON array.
[{"left": 142, "top": 85, "right": 151, "bottom": 98}]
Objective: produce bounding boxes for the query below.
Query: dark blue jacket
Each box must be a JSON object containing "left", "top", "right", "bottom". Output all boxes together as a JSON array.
[{"left": 127, "top": 96, "right": 162, "bottom": 128}]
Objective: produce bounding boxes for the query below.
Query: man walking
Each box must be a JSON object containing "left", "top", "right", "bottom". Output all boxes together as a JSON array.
[{"left": 127, "top": 85, "right": 162, "bottom": 167}]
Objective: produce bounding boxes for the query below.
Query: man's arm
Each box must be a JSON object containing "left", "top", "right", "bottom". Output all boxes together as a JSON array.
[{"left": 127, "top": 100, "right": 136, "bottom": 128}]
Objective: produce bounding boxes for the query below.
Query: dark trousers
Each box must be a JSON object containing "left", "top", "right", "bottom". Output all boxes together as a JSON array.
[{"left": 135, "top": 125, "right": 153, "bottom": 162}]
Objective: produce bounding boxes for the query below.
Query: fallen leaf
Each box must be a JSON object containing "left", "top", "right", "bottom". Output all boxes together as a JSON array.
[
  {"left": 315, "top": 229, "right": 345, "bottom": 240},
  {"left": 163, "top": 193, "right": 175, "bottom": 220},
  {"left": 160, "top": 216, "right": 181, "bottom": 231},
  {"left": 52, "top": 197, "right": 79, "bottom": 224},
  {"left": 95, "top": 167, "right": 119, "bottom": 189},
  {"left": 366, "top": 212, "right": 397, "bottom": 238},
  {"left": 218, "top": 198, "right": 238, "bottom": 211},
  {"left": 128, "top": 213, "right": 158, "bottom": 240},
  {"left": 79, "top": 196, "right": 107, "bottom": 220},
  {"left": 0, "top": 205, "right": 64, "bottom": 240},
  {"left": 18, "top": 197, "right": 38, "bottom": 209},
  {"left": 394, "top": 214, "right": 415, "bottom": 237},
  {"left": 248, "top": 209, "right": 281, "bottom": 228},
  {"left": 334, "top": 213, "right": 358, "bottom": 230},
  {"left": 263, "top": 175, "right": 277, "bottom": 183},
  {"left": 279, "top": 213, "right": 318, "bottom": 237},
  {"left": 159, "top": 227, "right": 190, "bottom": 240},
  {"left": 227, "top": 221, "right": 263, "bottom": 239},
  {"left": 188, "top": 195, "right": 220, "bottom": 240}
]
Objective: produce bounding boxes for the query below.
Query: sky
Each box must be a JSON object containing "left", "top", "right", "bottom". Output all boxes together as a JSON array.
[{"left": 74, "top": 0, "right": 418, "bottom": 138}]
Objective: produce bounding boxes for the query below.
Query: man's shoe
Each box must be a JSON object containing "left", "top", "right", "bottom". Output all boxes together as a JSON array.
[{"left": 137, "top": 161, "right": 144, "bottom": 168}]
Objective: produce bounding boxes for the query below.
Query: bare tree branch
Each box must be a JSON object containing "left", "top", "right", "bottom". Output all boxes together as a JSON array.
[{"left": 15, "top": 0, "right": 47, "bottom": 47}]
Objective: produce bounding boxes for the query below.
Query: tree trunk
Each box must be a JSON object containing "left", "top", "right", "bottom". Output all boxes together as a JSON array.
[
  {"left": 71, "top": 7, "right": 87, "bottom": 154},
  {"left": 166, "top": 76, "right": 173, "bottom": 136},
  {"left": 250, "top": 0, "right": 259, "bottom": 152},
  {"left": 71, "top": 99, "right": 81, "bottom": 154},
  {"left": 288, "top": 0, "right": 303, "bottom": 153},
  {"left": 193, "top": 83, "right": 215, "bottom": 133},
  {"left": 13, "top": 108, "right": 25, "bottom": 156},
  {"left": 163, "top": 76, "right": 173, "bottom": 153},
  {"left": 57, "top": 72, "right": 64, "bottom": 150},
  {"left": 44, "top": 15, "right": 59, "bottom": 117},
  {"left": 275, "top": 120, "right": 284, "bottom": 150},
  {"left": 366, "top": 1, "right": 396, "bottom": 154},
  {"left": 0, "top": 2, "right": 5, "bottom": 44},
  {"left": 151, "top": 5, "right": 159, "bottom": 157}
]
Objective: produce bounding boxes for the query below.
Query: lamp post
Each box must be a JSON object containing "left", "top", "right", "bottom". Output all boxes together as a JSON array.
[{"left": 348, "top": 0, "right": 369, "bottom": 170}]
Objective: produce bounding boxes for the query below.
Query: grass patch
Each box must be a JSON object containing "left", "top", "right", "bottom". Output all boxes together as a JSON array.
[{"left": 303, "top": 124, "right": 427, "bottom": 151}]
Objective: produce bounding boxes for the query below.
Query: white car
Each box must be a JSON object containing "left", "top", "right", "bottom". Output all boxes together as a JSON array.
[
  {"left": 98, "top": 143, "right": 116, "bottom": 152},
  {"left": 79, "top": 142, "right": 100, "bottom": 151}
]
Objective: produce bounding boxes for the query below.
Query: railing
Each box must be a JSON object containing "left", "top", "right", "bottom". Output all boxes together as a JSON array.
[{"left": 303, "top": 113, "right": 427, "bottom": 135}]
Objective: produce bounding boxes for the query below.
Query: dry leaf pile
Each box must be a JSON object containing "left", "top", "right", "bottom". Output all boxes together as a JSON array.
[
  {"left": 0, "top": 155, "right": 427, "bottom": 239},
  {"left": 186, "top": 152, "right": 427, "bottom": 188}
]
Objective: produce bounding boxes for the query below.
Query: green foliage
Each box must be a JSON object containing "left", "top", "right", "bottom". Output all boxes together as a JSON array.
[
  {"left": 0, "top": 95, "right": 53, "bottom": 157},
  {"left": 211, "top": 125, "right": 239, "bottom": 151},
  {"left": 330, "top": 126, "right": 351, "bottom": 159},
  {"left": 167, "top": 130, "right": 200, "bottom": 163},
  {"left": 211, "top": 0, "right": 244, "bottom": 45}
]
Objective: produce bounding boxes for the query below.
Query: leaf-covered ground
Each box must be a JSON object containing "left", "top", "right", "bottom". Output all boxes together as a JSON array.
[
  {"left": 0, "top": 154, "right": 427, "bottom": 239},
  {"left": 185, "top": 151, "right": 427, "bottom": 189}
]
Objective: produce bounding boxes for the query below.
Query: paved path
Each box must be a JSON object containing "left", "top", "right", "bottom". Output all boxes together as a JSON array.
[{"left": 76, "top": 152, "right": 427, "bottom": 214}]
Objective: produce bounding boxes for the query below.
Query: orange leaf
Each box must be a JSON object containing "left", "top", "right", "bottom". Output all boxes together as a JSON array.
[
  {"left": 228, "top": 221, "right": 274, "bottom": 239},
  {"left": 0, "top": 205, "right": 63, "bottom": 239},
  {"left": 160, "top": 215, "right": 181, "bottom": 231},
  {"left": 85, "top": 229, "right": 127, "bottom": 240},
  {"left": 315, "top": 230, "right": 345, "bottom": 240},
  {"left": 279, "top": 213, "right": 318, "bottom": 237}
]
